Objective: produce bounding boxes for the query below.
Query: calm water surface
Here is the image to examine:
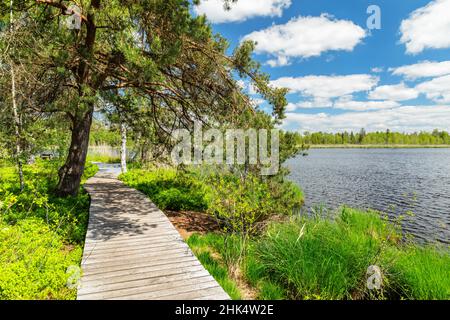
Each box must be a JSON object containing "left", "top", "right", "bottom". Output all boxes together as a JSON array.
[{"left": 286, "top": 148, "right": 450, "bottom": 243}]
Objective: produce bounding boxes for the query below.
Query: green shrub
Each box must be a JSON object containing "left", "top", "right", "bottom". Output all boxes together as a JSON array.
[
  {"left": 266, "top": 179, "right": 304, "bottom": 216},
  {"left": 0, "top": 219, "right": 82, "bottom": 299},
  {"left": 0, "top": 161, "right": 98, "bottom": 300},
  {"left": 257, "top": 281, "right": 286, "bottom": 300},
  {"left": 119, "top": 169, "right": 208, "bottom": 211},
  {"left": 206, "top": 174, "right": 274, "bottom": 235},
  {"left": 1, "top": 161, "right": 97, "bottom": 244}
]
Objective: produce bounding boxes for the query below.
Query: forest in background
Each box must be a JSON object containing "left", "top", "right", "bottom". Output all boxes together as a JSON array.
[{"left": 294, "top": 129, "right": 450, "bottom": 146}]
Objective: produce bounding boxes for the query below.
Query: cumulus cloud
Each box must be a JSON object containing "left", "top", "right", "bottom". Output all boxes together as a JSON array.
[
  {"left": 286, "top": 97, "right": 399, "bottom": 112},
  {"left": 243, "top": 14, "right": 366, "bottom": 65},
  {"left": 266, "top": 55, "right": 290, "bottom": 67},
  {"left": 368, "top": 83, "right": 419, "bottom": 101},
  {"left": 400, "top": 0, "right": 450, "bottom": 54},
  {"left": 416, "top": 75, "right": 450, "bottom": 103},
  {"left": 333, "top": 98, "right": 400, "bottom": 111},
  {"left": 194, "top": 0, "right": 291, "bottom": 23},
  {"left": 390, "top": 60, "right": 450, "bottom": 80},
  {"left": 282, "top": 105, "right": 450, "bottom": 133},
  {"left": 371, "top": 67, "right": 384, "bottom": 73},
  {"left": 271, "top": 74, "right": 378, "bottom": 100}
]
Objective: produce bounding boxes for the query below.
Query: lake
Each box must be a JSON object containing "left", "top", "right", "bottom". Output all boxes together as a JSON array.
[{"left": 286, "top": 148, "right": 450, "bottom": 244}]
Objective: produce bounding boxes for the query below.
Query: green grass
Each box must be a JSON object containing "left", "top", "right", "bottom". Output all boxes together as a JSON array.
[
  {"left": 0, "top": 160, "right": 98, "bottom": 299},
  {"left": 255, "top": 208, "right": 397, "bottom": 299},
  {"left": 86, "top": 153, "right": 120, "bottom": 163},
  {"left": 119, "top": 168, "right": 208, "bottom": 211},
  {"left": 188, "top": 207, "right": 449, "bottom": 300},
  {"left": 382, "top": 245, "right": 450, "bottom": 299},
  {"left": 119, "top": 168, "right": 304, "bottom": 217},
  {"left": 187, "top": 234, "right": 242, "bottom": 300},
  {"left": 0, "top": 219, "right": 82, "bottom": 299}
]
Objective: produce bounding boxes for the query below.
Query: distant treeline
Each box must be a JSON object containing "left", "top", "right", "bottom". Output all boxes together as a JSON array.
[{"left": 296, "top": 129, "right": 450, "bottom": 145}]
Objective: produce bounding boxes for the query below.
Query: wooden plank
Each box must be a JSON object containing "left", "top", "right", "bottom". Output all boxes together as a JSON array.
[
  {"left": 81, "top": 265, "right": 207, "bottom": 287},
  {"left": 79, "top": 276, "right": 218, "bottom": 300},
  {"left": 77, "top": 172, "right": 229, "bottom": 300},
  {"left": 78, "top": 269, "right": 211, "bottom": 296}
]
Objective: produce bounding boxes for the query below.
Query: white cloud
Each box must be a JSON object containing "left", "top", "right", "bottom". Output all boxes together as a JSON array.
[
  {"left": 371, "top": 67, "right": 384, "bottom": 73},
  {"left": 271, "top": 74, "right": 378, "bottom": 100},
  {"left": 400, "top": 0, "right": 450, "bottom": 54},
  {"left": 333, "top": 98, "right": 400, "bottom": 111},
  {"left": 267, "top": 55, "right": 290, "bottom": 67},
  {"left": 194, "top": 0, "right": 291, "bottom": 23},
  {"left": 368, "top": 83, "right": 419, "bottom": 101},
  {"left": 243, "top": 14, "right": 366, "bottom": 65},
  {"left": 416, "top": 75, "right": 450, "bottom": 103},
  {"left": 283, "top": 105, "right": 450, "bottom": 133},
  {"left": 390, "top": 60, "right": 450, "bottom": 80},
  {"left": 287, "top": 98, "right": 333, "bottom": 110},
  {"left": 286, "top": 96, "right": 399, "bottom": 112}
]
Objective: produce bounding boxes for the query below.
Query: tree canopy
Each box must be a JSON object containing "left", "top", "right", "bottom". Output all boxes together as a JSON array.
[{"left": 0, "top": 0, "right": 288, "bottom": 196}]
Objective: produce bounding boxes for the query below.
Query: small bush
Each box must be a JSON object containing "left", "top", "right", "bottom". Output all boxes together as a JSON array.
[
  {"left": 0, "top": 161, "right": 97, "bottom": 300},
  {"left": 119, "top": 169, "right": 208, "bottom": 211},
  {"left": 0, "top": 219, "right": 82, "bottom": 299},
  {"left": 206, "top": 174, "right": 274, "bottom": 235}
]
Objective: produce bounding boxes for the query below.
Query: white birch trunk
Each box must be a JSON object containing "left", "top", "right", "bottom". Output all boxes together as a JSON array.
[
  {"left": 120, "top": 121, "right": 127, "bottom": 173},
  {"left": 10, "top": 0, "right": 24, "bottom": 191}
]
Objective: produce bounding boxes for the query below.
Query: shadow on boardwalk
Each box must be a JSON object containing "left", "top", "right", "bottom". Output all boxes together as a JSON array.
[{"left": 77, "top": 166, "right": 229, "bottom": 300}]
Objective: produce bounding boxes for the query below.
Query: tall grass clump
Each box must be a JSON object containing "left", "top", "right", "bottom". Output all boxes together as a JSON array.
[
  {"left": 383, "top": 245, "right": 450, "bottom": 300},
  {"left": 250, "top": 207, "right": 449, "bottom": 300},
  {"left": 252, "top": 207, "right": 400, "bottom": 299}
]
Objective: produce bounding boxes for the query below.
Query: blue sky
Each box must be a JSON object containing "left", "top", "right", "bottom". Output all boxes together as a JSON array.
[{"left": 193, "top": 0, "right": 450, "bottom": 133}]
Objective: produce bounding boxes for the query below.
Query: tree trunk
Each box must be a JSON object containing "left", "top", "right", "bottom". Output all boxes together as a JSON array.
[
  {"left": 10, "top": 65, "right": 24, "bottom": 192},
  {"left": 10, "top": 0, "right": 24, "bottom": 192},
  {"left": 56, "top": 109, "right": 93, "bottom": 197},
  {"left": 120, "top": 120, "right": 127, "bottom": 173}
]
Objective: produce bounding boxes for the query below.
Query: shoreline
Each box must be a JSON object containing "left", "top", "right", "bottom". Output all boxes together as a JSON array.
[{"left": 308, "top": 144, "right": 450, "bottom": 149}]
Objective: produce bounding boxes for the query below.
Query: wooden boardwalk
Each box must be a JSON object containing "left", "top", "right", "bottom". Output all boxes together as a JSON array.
[{"left": 77, "top": 168, "right": 229, "bottom": 300}]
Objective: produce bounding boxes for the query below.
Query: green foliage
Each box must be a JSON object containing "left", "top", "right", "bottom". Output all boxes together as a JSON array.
[
  {"left": 297, "top": 129, "right": 450, "bottom": 146},
  {"left": 89, "top": 121, "right": 121, "bottom": 147},
  {"left": 187, "top": 234, "right": 242, "bottom": 300},
  {"left": 1, "top": 161, "right": 98, "bottom": 243},
  {"left": 119, "top": 168, "right": 208, "bottom": 211},
  {"left": 255, "top": 208, "right": 396, "bottom": 299},
  {"left": 188, "top": 208, "right": 449, "bottom": 300},
  {"left": 206, "top": 174, "right": 274, "bottom": 235},
  {"left": 86, "top": 153, "right": 121, "bottom": 164},
  {"left": 0, "top": 219, "right": 82, "bottom": 299},
  {"left": 120, "top": 168, "right": 304, "bottom": 234},
  {"left": 383, "top": 245, "right": 450, "bottom": 300},
  {"left": 0, "top": 161, "right": 97, "bottom": 300}
]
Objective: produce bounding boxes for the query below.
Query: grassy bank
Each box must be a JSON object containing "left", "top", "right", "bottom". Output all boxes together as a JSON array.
[
  {"left": 187, "top": 208, "right": 449, "bottom": 300},
  {"left": 119, "top": 167, "right": 449, "bottom": 300},
  {"left": 309, "top": 144, "right": 450, "bottom": 149},
  {"left": 0, "top": 161, "right": 98, "bottom": 299},
  {"left": 119, "top": 168, "right": 304, "bottom": 217}
]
